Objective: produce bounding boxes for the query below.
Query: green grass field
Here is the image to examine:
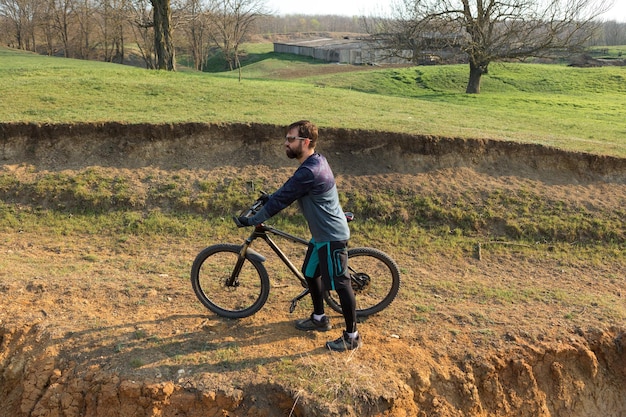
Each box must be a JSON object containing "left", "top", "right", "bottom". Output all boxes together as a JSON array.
[{"left": 1, "top": 44, "right": 625, "bottom": 157}]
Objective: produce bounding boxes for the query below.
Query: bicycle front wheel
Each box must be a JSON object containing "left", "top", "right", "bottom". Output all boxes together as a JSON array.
[
  {"left": 191, "top": 244, "right": 270, "bottom": 319},
  {"left": 324, "top": 247, "right": 400, "bottom": 317}
]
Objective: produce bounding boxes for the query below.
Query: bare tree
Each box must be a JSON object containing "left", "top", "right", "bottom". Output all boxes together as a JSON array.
[
  {"left": 368, "top": 0, "right": 613, "bottom": 93},
  {"left": 96, "top": 0, "right": 129, "bottom": 63},
  {"left": 253, "top": 14, "right": 365, "bottom": 34},
  {"left": 150, "top": 0, "right": 175, "bottom": 69},
  {"left": 178, "top": 0, "right": 211, "bottom": 70},
  {"left": 50, "top": 0, "right": 75, "bottom": 57},
  {"left": 601, "top": 20, "right": 626, "bottom": 45},
  {"left": 206, "top": 0, "right": 268, "bottom": 78},
  {"left": 74, "top": 0, "right": 96, "bottom": 58},
  {"left": 0, "top": 0, "right": 40, "bottom": 50},
  {"left": 129, "top": 0, "right": 156, "bottom": 67},
  {"left": 39, "top": 0, "right": 57, "bottom": 54},
  {"left": 127, "top": 0, "right": 174, "bottom": 69}
]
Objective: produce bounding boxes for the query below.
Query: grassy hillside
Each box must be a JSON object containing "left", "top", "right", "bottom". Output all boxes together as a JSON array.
[{"left": 1, "top": 45, "right": 625, "bottom": 157}]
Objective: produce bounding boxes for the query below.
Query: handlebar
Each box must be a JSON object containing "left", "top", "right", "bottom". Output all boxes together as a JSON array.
[
  {"left": 233, "top": 192, "right": 268, "bottom": 227},
  {"left": 242, "top": 192, "right": 269, "bottom": 216}
]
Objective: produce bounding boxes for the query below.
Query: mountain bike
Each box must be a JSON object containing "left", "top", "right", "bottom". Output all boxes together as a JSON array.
[{"left": 191, "top": 194, "right": 401, "bottom": 319}]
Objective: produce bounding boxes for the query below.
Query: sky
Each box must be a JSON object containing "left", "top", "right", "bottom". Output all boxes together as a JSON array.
[
  {"left": 602, "top": 1, "right": 626, "bottom": 21},
  {"left": 265, "top": 0, "right": 391, "bottom": 17},
  {"left": 266, "top": 0, "right": 626, "bottom": 22}
]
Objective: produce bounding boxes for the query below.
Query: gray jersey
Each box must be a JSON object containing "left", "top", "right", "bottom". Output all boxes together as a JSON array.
[{"left": 249, "top": 153, "right": 349, "bottom": 242}]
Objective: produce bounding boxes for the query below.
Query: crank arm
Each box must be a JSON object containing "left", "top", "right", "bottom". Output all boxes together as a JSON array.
[{"left": 289, "top": 288, "right": 310, "bottom": 313}]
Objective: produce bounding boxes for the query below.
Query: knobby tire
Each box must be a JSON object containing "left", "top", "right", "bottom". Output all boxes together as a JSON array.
[
  {"left": 324, "top": 247, "right": 400, "bottom": 317},
  {"left": 191, "top": 244, "right": 270, "bottom": 319}
]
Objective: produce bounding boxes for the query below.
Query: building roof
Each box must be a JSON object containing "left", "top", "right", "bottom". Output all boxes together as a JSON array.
[{"left": 273, "top": 37, "right": 368, "bottom": 50}]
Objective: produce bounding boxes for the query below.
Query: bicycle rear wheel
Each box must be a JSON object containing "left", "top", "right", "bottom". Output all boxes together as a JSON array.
[
  {"left": 324, "top": 247, "right": 400, "bottom": 317},
  {"left": 191, "top": 244, "right": 270, "bottom": 319}
]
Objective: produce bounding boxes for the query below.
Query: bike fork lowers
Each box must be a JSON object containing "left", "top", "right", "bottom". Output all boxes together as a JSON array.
[{"left": 226, "top": 242, "right": 252, "bottom": 287}]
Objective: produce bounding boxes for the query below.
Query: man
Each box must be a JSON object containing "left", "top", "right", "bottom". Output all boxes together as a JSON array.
[{"left": 236, "top": 120, "right": 361, "bottom": 352}]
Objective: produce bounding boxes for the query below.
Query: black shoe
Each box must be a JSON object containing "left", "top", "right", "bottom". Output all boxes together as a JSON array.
[
  {"left": 295, "top": 314, "right": 332, "bottom": 332},
  {"left": 326, "top": 331, "right": 362, "bottom": 352}
]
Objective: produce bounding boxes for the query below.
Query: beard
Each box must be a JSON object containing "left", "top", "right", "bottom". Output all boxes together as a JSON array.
[{"left": 286, "top": 147, "right": 301, "bottom": 159}]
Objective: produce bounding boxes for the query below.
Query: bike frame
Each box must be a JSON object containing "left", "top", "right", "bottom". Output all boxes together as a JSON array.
[
  {"left": 192, "top": 206, "right": 397, "bottom": 318},
  {"left": 231, "top": 222, "right": 312, "bottom": 312}
]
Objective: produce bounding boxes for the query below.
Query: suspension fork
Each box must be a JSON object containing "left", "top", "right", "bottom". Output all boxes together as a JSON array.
[
  {"left": 226, "top": 229, "right": 262, "bottom": 287},
  {"left": 225, "top": 242, "right": 249, "bottom": 287}
]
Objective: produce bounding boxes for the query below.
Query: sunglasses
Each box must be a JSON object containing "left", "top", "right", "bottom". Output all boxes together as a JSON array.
[{"left": 285, "top": 135, "right": 308, "bottom": 143}]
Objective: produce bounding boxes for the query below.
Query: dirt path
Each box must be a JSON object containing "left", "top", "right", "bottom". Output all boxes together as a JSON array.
[{"left": 1, "top": 122, "right": 625, "bottom": 416}]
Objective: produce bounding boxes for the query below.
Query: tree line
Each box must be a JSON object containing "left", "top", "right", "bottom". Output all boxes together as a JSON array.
[{"left": 0, "top": 0, "right": 363, "bottom": 70}]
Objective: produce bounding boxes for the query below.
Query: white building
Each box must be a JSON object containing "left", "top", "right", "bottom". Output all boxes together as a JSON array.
[{"left": 273, "top": 37, "right": 411, "bottom": 65}]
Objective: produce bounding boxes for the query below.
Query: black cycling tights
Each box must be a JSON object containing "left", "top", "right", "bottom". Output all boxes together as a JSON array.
[{"left": 306, "top": 275, "right": 357, "bottom": 334}]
